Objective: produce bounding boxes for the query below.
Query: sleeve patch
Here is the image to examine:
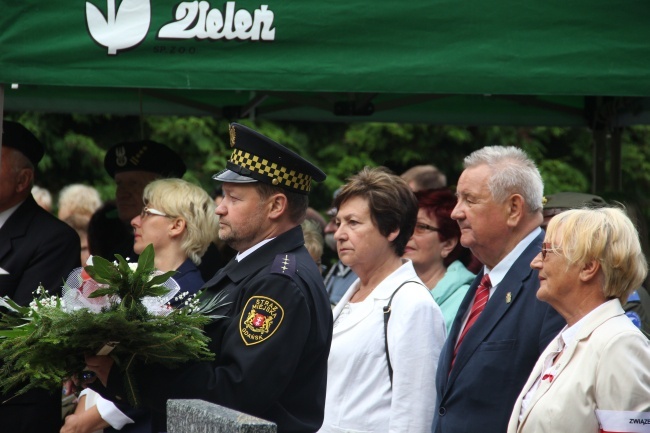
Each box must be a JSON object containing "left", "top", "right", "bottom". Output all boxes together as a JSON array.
[
  {"left": 239, "top": 296, "right": 285, "bottom": 346},
  {"left": 271, "top": 253, "right": 297, "bottom": 277}
]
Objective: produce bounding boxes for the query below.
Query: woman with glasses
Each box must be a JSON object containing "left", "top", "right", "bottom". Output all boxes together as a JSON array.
[
  {"left": 507, "top": 207, "right": 650, "bottom": 433},
  {"left": 403, "top": 188, "right": 481, "bottom": 331},
  {"left": 130, "top": 178, "right": 219, "bottom": 304},
  {"left": 319, "top": 167, "right": 445, "bottom": 433},
  {"left": 63, "top": 178, "right": 219, "bottom": 433}
]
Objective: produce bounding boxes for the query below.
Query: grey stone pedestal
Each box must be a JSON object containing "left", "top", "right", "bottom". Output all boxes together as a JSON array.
[{"left": 167, "top": 399, "right": 277, "bottom": 433}]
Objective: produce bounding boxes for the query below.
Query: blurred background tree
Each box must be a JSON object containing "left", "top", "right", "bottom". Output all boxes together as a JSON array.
[{"left": 5, "top": 112, "right": 650, "bottom": 242}]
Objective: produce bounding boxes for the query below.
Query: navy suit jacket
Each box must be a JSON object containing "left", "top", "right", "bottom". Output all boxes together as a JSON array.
[{"left": 432, "top": 231, "right": 565, "bottom": 433}]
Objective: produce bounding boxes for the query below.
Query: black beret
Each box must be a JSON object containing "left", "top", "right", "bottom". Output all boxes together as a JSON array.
[
  {"left": 104, "top": 140, "right": 186, "bottom": 178},
  {"left": 2, "top": 121, "right": 44, "bottom": 166},
  {"left": 213, "top": 123, "right": 326, "bottom": 195}
]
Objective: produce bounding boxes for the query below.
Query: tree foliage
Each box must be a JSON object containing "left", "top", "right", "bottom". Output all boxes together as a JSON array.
[{"left": 5, "top": 112, "right": 650, "bottom": 242}]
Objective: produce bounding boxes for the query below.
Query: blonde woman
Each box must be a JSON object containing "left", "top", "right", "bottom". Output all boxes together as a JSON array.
[
  {"left": 62, "top": 178, "right": 219, "bottom": 433},
  {"left": 508, "top": 208, "right": 650, "bottom": 433}
]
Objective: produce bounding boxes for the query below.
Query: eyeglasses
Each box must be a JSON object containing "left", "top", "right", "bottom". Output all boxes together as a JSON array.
[
  {"left": 541, "top": 242, "right": 562, "bottom": 260},
  {"left": 140, "top": 206, "right": 175, "bottom": 220},
  {"left": 414, "top": 222, "right": 441, "bottom": 235}
]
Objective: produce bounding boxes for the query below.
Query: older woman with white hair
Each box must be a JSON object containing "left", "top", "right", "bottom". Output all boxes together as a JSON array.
[
  {"left": 507, "top": 207, "right": 650, "bottom": 433},
  {"left": 62, "top": 178, "right": 219, "bottom": 433}
]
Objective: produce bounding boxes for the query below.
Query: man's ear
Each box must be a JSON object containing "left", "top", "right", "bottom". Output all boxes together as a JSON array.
[
  {"left": 15, "top": 169, "right": 34, "bottom": 194},
  {"left": 505, "top": 194, "right": 525, "bottom": 227},
  {"left": 267, "top": 193, "right": 288, "bottom": 220}
]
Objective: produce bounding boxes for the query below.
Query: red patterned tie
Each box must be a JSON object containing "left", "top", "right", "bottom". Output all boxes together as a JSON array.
[{"left": 451, "top": 273, "right": 491, "bottom": 368}]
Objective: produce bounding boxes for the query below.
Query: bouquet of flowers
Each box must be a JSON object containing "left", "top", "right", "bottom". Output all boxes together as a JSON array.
[{"left": 0, "top": 244, "right": 225, "bottom": 406}]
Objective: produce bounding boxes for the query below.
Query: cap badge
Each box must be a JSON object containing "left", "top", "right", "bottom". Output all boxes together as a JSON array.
[
  {"left": 229, "top": 124, "right": 236, "bottom": 147},
  {"left": 115, "top": 146, "right": 127, "bottom": 167}
]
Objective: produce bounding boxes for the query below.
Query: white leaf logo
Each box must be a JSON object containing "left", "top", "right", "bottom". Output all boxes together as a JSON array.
[{"left": 86, "top": 0, "right": 151, "bottom": 55}]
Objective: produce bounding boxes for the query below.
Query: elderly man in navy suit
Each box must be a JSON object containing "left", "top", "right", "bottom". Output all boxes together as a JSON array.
[{"left": 432, "top": 146, "right": 565, "bottom": 433}]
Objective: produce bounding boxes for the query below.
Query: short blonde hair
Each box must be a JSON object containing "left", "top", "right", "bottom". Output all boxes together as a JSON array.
[
  {"left": 58, "top": 184, "right": 102, "bottom": 220},
  {"left": 546, "top": 207, "right": 648, "bottom": 302},
  {"left": 143, "top": 179, "right": 219, "bottom": 265}
]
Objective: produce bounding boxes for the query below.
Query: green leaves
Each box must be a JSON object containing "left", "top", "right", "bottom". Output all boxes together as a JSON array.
[{"left": 0, "top": 247, "right": 217, "bottom": 406}]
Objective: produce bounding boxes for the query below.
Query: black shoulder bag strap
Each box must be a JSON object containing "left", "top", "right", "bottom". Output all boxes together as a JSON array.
[{"left": 383, "top": 280, "right": 426, "bottom": 384}]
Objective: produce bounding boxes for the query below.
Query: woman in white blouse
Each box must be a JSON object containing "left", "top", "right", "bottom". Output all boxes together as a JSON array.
[{"left": 318, "top": 167, "right": 445, "bottom": 433}]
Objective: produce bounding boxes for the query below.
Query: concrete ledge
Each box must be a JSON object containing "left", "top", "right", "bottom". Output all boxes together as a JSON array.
[{"left": 167, "top": 399, "right": 277, "bottom": 433}]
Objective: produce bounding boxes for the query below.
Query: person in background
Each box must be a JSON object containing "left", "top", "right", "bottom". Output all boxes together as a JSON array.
[
  {"left": 542, "top": 191, "right": 650, "bottom": 337},
  {"left": 319, "top": 167, "right": 445, "bottom": 433},
  {"left": 302, "top": 219, "right": 325, "bottom": 274},
  {"left": 541, "top": 192, "right": 607, "bottom": 230},
  {"left": 62, "top": 178, "right": 220, "bottom": 433},
  {"left": 57, "top": 183, "right": 102, "bottom": 221},
  {"left": 400, "top": 164, "right": 446, "bottom": 192},
  {"left": 0, "top": 120, "right": 81, "bottom": 433},
  {"left": 90, "top": 140, "right": 225, "bottom": 279},
  {"left": 63, "top": 214, "right": 92, "bottom": 265},
  {"left": 87, "top": 200, "right": 132, "bottom": 259},
  {"left": 403, "top": 188, "right": 481, "bottom": 331},
  {"left": 507, "top": 207, "right": 650, "bottom": 433},
  {"left": 58, "top": 184, "right": 103, "bottom": 265},
  {"left": 89, "top": 140, "right": 186, "bottom": 261},
  {"left": 32, "top": 184, "right": 53, "bottom": 212},
  {"left": 82, "top": 123, "right": 333, "bottom": 433},
  {"left": 322, "top": 188, "right": 357, "bottom": 305},
  {"left": 433, "top": 146, "right": 565, "bottom": 433}
]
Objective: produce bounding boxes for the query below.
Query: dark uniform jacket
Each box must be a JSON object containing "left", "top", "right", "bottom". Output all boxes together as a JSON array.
[
  {"left": 433, "top": 231, "right": 565, "bottom": 433},
  {"left": 0, "top": 195, "right": 81, "bottom": 433},
  {"left": 104, "top": 225, "right": 333, "bottom": 433}
]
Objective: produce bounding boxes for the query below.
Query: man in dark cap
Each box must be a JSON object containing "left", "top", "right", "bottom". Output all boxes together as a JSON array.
[
  {"left": 89, "top": 140, "right": 187, "bottom": 260},
  {"left": 89, "top": 140, "right": 228, "bottom": 278},
  {"left": 543, "top": 191, "right": 650, "bottom": 337},
  {"left": 85, "top": 123, "right": 333, "bottom": 433},
  {"left": 0, "top": 120, "right": 81, "bottom": 432}
]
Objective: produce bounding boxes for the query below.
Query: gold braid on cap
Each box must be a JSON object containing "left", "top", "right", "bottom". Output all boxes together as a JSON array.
[{"left": 230, "top": 149, "right": 312, "bottom": 192}]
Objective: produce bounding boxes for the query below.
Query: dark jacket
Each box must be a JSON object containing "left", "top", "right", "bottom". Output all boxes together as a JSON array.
[
  {"left": 433, "top": 231, "right": 565, "bottom": 433},
  {"left": 104, "top": 226, "right": 333, "bottom": 433},
  {"left": 0, "top": 195, "right": 81, "bottom": 433}
]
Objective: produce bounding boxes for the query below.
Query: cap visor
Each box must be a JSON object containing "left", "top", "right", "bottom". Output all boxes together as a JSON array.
[{"left": 213, "top": 169, "right": 258, "bottom": 183}]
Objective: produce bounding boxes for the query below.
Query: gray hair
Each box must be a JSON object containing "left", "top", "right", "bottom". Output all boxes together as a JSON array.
[{"left": 464, "top": 146, "right": 543, "bottom": 212}]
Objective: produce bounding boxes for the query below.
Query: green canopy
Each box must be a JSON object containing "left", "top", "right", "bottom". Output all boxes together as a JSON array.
[{"left": 2, "top": 0, "right": 650, "bottom": 126}]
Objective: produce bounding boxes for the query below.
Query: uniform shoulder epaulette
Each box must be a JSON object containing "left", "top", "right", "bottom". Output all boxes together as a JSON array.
[{"left": 270, "top": 253, "right": 297, "bottom": 277}]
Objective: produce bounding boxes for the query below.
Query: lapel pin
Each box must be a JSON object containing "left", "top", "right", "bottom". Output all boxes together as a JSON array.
[{"left": 505, "top": 292, "right": 512, "bottom": 304}]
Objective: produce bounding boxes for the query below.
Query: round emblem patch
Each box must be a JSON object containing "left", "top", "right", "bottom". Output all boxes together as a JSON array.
[{"left": 239, "top": 296, "right": 284, "bottom": 346}]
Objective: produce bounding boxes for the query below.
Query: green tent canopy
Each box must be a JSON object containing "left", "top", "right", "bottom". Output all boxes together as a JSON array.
[{"left": 2, "top": 0, "right": 650, "bottom": 126}]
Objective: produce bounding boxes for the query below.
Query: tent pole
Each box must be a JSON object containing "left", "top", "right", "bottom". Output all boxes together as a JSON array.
[
  {"left": 609, "top": 127, "right": 623, "bottom": 192},
  {"left": 592, "top": 128, "right": 607, "bottom": 194},
  {"left": 0, "top": 84, "right": 4, "bottom": 170}
]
